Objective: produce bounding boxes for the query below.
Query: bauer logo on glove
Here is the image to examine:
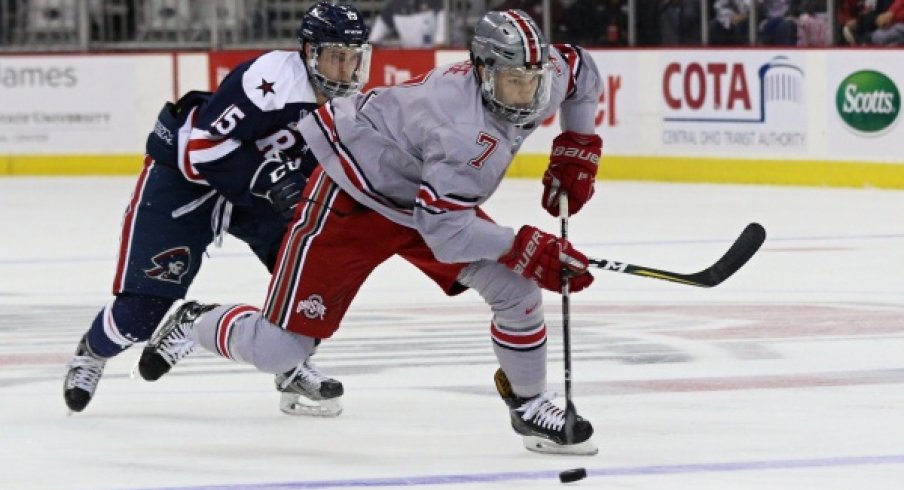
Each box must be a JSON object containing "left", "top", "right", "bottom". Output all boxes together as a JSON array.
[
  {"left": 542, "top": 131, "right": 603, "bottom": 217},
  {"left": 511, "top": 229, "right": 543, "bottom": 275},
  {"left": 550, "top": 145, "right": 600, "bottom": 165},
  {"left": 500, "top": 225, "right": 594, "bottom": 293}
]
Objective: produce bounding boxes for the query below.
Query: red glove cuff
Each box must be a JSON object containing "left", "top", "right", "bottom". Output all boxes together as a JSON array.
[{"left": 553, "top": 131, "right": 603, "bottom": 162}]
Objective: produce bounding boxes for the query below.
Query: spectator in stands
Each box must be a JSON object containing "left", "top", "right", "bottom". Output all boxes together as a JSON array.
[
  {"left": 88, "top": 0, "right": 136, "bottom": 42},
  {"left": 0, "top": 0, "right": 14, "bottom": 44},
  {"left": 658, "top": 0, "right": 702, "bottom": 45},
  {"left": 758, "top": 0, "right": 798, "bottom": 44},
  {"left": 710, "top": 0, "right": 750, "bottom": 44},
  {"left": 870, "top": 0, "right": 904, "bottom": 44},
  {"left": 636, "top": 0, "right": 665, "bottom": 44},
  {"left": 557, "top": 0, "right": 628, "bottom": 46},
  {"left": 494, "top": 0, "right": 583, "bottom": 44},
  {"left": 368, "top": 0, "right": 446, "bottom": 47},
  {"left": 795, "top": 0, "right": 831, "bottom": 45},
  {"left": 838, "top": 0, "right": 892, "bottom": 45}
]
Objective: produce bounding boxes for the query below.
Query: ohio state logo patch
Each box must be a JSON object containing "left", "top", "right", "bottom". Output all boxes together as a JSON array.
[
  {"left": 144, "top": 246, "right": 191, "bottom": 284},
  {"left": 296, "top": 294, "right": 327, "bottom": 320}
]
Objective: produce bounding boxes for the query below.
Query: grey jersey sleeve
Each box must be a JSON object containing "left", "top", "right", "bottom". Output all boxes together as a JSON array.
[
  {"left": 554, "top": 45, "right": 604, "bottom": 135},
  {"left": 413, "top": 123, "right": 515, "bottom": 264}
]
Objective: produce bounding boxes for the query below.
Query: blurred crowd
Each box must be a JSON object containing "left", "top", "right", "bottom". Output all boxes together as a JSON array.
[
  {"left": 500, "top": 0, "right": 902, "bottom": 47},
  {"left": 1, "top": 0, "right": 902, "bottom": 49}
]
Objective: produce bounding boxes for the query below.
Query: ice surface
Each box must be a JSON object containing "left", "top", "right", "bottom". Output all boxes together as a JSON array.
[{"left": 2, "top": 177, "right": 903, "bottom": 490}]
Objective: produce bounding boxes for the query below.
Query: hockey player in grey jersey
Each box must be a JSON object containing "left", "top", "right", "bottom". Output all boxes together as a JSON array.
[{"left": 139, "top": 9, "right": 604, "bottom": 455}]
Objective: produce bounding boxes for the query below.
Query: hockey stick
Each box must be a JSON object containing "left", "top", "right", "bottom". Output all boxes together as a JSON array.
[
  {"left": 559, "top": 193, "right": 578, "bottom": 444},
  {"left": 588, "top": 222, "right": 766, "bottom": 287}
]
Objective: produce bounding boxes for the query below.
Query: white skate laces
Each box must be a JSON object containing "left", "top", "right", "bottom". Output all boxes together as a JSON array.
[
  {"left": 65, "top": 355, "right": 106, "bottom": 394},
  {"left": 516, "top": 392, "right": 565, "bottom": 431},
  {"left": 279, "top": 360, "right": 332, "bottom": 398},
  {"left": 277, "top": 359, "right": 343, "bottom": 417},
  {"left": 514, "top": 391, "right": 599, "bottom": 456},
  {"left": 282, "top": 360, "right": 327, "bottom": 394},
  {"left": 157, "top": 321, "right": 197, "bottom": 366},
  {"left": 135, "top": 302, "right": 219, "bottom": 382}
]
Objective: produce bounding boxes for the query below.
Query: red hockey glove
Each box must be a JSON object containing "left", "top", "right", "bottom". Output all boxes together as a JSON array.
[
  {"left": 541, "top": 131, "right": 602, "bottom": 217},
  {"left": 499, "top": 225, "right": 594, "bottom": 293}
]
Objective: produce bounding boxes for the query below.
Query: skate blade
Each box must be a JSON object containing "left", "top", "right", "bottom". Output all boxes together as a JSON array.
[
  {"left": 279, "top": 392, "right": 343, "bottom": 417},
  {"left": 129, "top": 357, "right": 140, "bottom": 379},
  {"left": 522, "top": 436, "right": 598, "bottom": 456}
]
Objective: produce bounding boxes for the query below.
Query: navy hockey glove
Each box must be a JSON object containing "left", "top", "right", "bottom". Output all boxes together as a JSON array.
[
  {"left": 541, "top": 131, "right": 602, "bottom": 217},
  {"left": 250, "top": 153, "right": 307, "bottom": 220},
  {"left": 499, "top": 225, "right": 594, "bottom": 293}
]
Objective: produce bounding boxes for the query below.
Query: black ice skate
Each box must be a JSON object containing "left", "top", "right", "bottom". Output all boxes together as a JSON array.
[
  {"left": 494, "top": 368, "right": 598, "bottom": 455},
  {"left": 63, "top": 335, "right": 108, "bottom": 413},
  {"left": 137, "top": 301, "right": 217, "bottom": 381},
  {"left": 275, "top": 359, "right": 344, "bottom": 417}
]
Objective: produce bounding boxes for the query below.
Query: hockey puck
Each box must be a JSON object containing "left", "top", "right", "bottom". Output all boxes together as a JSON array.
[{"left": 558, "top": 467, "right": 587, "bottom": 483}]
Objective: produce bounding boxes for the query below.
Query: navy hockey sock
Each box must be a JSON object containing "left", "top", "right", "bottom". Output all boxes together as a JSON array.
[{"left": 86, "top": 294, "right": 175, "bottom": 358}]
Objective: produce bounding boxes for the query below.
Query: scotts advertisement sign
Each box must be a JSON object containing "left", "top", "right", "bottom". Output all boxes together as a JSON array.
[
  {"left": 660, "top": 53, "right": 807, "bottom": 154},
  {"left": 836, "top": 70, "right": 900, "bottom": 135}
]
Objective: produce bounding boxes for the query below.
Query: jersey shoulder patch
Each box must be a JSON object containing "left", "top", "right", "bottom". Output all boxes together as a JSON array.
[
  {"left": 549, "top": 44, "right": 583, "bottom": 97},
  {"left": 241, "top": 50, "right": 317, "bottom": 112}
]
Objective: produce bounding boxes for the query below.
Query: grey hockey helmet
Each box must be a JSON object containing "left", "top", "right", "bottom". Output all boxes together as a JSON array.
[{"left": 470, "top": 10, "right": 551, "bottom": 125}]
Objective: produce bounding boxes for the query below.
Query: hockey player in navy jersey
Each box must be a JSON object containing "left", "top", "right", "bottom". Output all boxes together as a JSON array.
[
  {"left": 63, "top": 2, "right": 372, "bottom": 417},
  {"left": 139, "top": 9, "right": 603, "bottom": 454}
]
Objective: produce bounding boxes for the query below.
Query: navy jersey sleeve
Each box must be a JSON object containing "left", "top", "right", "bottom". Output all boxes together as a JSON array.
[{"left": 187, "top": 51, "right": 319, "bottom": 206}]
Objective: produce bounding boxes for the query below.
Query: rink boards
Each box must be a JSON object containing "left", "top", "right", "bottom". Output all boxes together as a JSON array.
[{"left": 1, "top": 48, "right": 902, "bottom": 188}]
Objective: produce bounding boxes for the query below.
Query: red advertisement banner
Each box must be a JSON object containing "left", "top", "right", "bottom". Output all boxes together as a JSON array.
[{"left": 207, "top": 48, "right": 435, "bottom": 91}]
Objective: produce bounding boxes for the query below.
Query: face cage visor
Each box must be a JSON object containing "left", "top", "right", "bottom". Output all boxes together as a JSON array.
[
  {"left": 307, "top": 42, "right": 372, "bottom": 99},
  {"left": 481, "top": 64, "right": 551, "bottom": 125}
]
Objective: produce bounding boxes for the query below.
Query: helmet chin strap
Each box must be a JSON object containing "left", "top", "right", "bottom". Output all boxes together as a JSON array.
[{"left": 312, "top": 85, "right": 329, "bottom": 106}]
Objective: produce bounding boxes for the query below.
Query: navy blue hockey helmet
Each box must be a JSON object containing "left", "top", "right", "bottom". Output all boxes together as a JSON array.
[
  {"left": 298, "top": 2, "right": 372, "bottom": 98},
  {"left": 298, "top": 2, "right": 370, "bottom": 45}
]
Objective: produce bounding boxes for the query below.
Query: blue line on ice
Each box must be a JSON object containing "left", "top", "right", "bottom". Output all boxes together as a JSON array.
[{"left": 133, "top": 454, "right": 904, "bottom": 490}]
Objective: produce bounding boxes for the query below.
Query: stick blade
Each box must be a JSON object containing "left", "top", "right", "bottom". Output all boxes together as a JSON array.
[{"left": 695, "top": 222, "right": 766, "bottom": 287}]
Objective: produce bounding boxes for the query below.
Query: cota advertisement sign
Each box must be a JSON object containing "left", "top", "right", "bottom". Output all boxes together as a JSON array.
[{"left": 659, "top": 53, "right": 807, "bottom": 153}]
